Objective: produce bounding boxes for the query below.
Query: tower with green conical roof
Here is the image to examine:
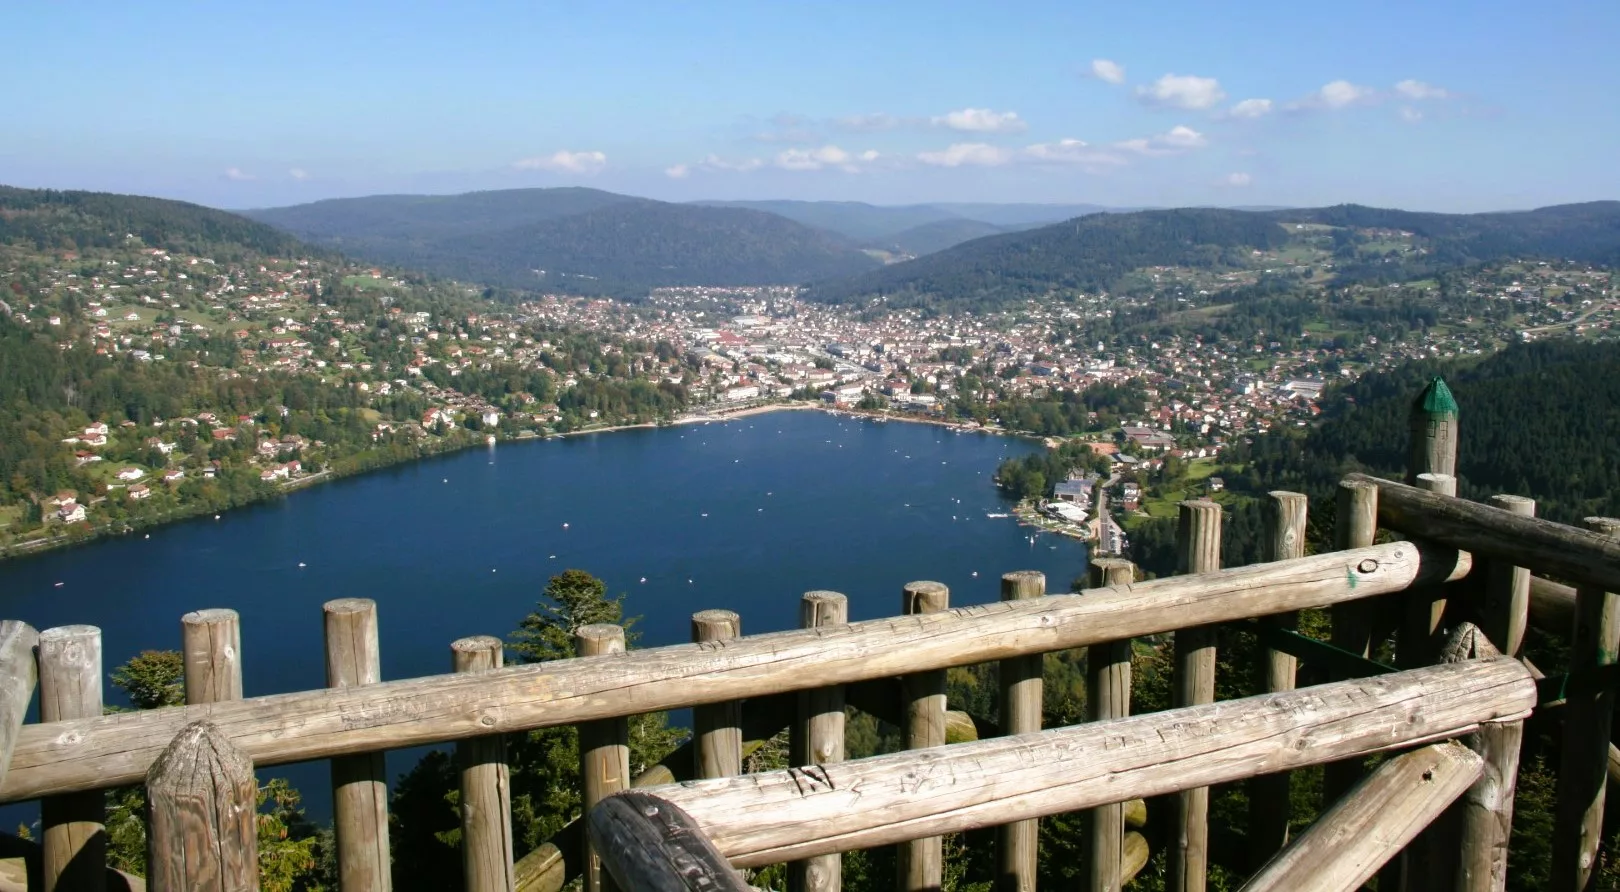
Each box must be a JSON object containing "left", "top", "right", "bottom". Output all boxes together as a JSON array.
[{"left": 1407, "top": 376, "right": 1459, "bottom": 484}]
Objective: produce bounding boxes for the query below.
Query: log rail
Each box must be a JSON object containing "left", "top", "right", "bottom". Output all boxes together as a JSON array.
[{"left": 0, "top": 377, "right": 1614, "bottom": 892}]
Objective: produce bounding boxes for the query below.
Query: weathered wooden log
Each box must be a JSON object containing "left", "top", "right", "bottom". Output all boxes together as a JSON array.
[
  {"left": 791, "top": 593, "right": 847, "bottom": 892},
  {"left": 1530, "top": 575, "right": 1576, "bottom": 638},
  {"left": 1396, "top": 473, "right": 1456, "bottom": 669},
  {"left": 323, "top": 598, "right": 392, "bottom": 892},
  {"left": 1086, "top": 558, "right": 1135, "bottom": 892},
  {"left": 1172, "top": 499, "right": 1221, "bottom": 892},
  {"left": 587, "top": 791, "right": 750, "bottom": 892},
  {"left": 454, "top": 636, "right": 515, "bottom": 892},
  {"left": 1440, "top": 625, "right": 1524, "bottom": 892},
  {"left": 1249, "top": 491, "right": 1307, "bottom": 871},
  {"left": 0, "top": 622, "right": 39, "bottom": 793},
  {"left": 997, "top": 571, "right": 1044, "bottom": 892},
  {"left": 635, "top": 659, "right": 1531, "bottom": 867},
  {"left": 1325, "top": 479, "right": 1379, "bottom": 805},
  {"left": 39, "top": 625, "right": 106, "bottom": 892},
  {"left": 182, "top": 609, "right": 243, "bottom": 705},
  {"left": 0, "top": 540, "right": 1472, "bottom": 802},
  {"left": 691, "top": 611, "right": 743, "bottom": 782},
  {"left": 146, "top": 722, "right": 257, "bottom": 892},
  {"left": 1481, "top": 496, "right": 1536, "bottom": 659},
  {"left": 1347, "top": 472, "right": 1620, "bottom": 594},
  {"left": 1241, "top": 742, "right": 1481, "bottom": 892},
  {"left": 577, "top": 624, "right": 630, "bottom": 892},
  {"left": 898, "top": 581, "right": 948, "bottom": 892},
  {"left": 1552, "top": 518, "right": 1620, "bottom": 891}
]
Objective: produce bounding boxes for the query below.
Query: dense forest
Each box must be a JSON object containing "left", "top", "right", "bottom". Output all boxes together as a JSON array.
[
  {"left": 247, "top": 189, "right": 882, "bottom": 297},
  {"left": 0, "top": 185, "right": 315, "bottom": 260}
]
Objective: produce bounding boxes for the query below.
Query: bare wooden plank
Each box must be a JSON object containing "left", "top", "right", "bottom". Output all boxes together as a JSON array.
[
  {"left": 899, "top": 581, "right": 948, "bottom": 892},
  {"left": 577, "top": 624, "right": 630, "bottom": 892},
  {"left": 1172, "top": 499, "right": 1221, "bottom": 892},
  {"left": 997, "top": 571, "right": 1044, "bottom": 892},
  {"left": 182, "top": 610, "right": 243, "bottom": 705},
  {"left": 1250, "top": 491, "right": 1306, "bottom": 870},
  {"left": 790, "top": 593, "right": 847, "bottom": 892},
  {"left": 146, "top": 721, "right": 257, "bottom": 892},
  {"left": 1241, "top": 742, "right": 1481, "bottom": 892},
  {"left": 1552, "top": 517, "right": 1620, "bottom": 891},
  {"left": 0, "top": 622, "right": 39, "bottom": 793},
  {"left": 691, "top": 611, "right": 742, "bottom": 782},
  {"left": 455, "top": 636, "right": 515, "bottom": 892},
  {"left": 587, "top": 791, "right": 750, "bottom": 892},
  {"left": 1325, "top": 479, "right": 1379, "bottom": 805},
  {"left": 324, "top": 598, "right": 391, "bottom": 892},
  {"left": 0, "top": 540, "right": 1471, "bottom": 802},
  {"left": 640, "top": 659, "right": 1532, "bottom": 867},
  {"left": 1347, "top": 472, "right": 1620, "bottom": 593},
  {"left": 39, "top": 625, "right": 106, "bottom": 892},
  {"left": 1086, "top": 558, "right": 1135, "bottom": 892}
]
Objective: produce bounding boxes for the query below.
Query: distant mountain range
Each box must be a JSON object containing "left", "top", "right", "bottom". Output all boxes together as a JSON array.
[{"left": 691, "top": 198, "right": 1119, "bottom": 243}]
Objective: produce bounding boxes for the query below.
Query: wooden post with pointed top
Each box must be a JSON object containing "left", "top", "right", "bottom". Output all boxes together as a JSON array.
[
  {"left": 454, "top": 636, "right": 515, "bottom": 892},
  {"left": 577, "top": 624, "right": 630, "bottom": 892},
  {"left": 324, "top": 598, "right": 392, "bottom": 892},
  {"left": 146, "top": 721, "right": 258, "bottom": 892},
  {"left": 997, "top": 571, "right": 1044, "bottom": 892},
  {"left": 1408, "top": 375, "right": 1459, "bottom": 485},
  {"left": 1249, "top": 491, "right": 1307, "bottom": 870},
  {"left": 899, "top": 581, "right": 949, "bottom": 892},
  {"left": 791, "top": 593, "right": 847, "bottom": 892},
  {"left": 1325, "top": 478, "right": 1379, "bottom": 804},
  {"left": 691, "top": 611, "right": 743, "bottom": 782},
  {"left": 1170, "top": 500, "right": 1221, "bottom": 892},
  {"left": 39, "top": 625, "right": 106, "bottom": 892},
  {"left": 1088, "top": 558, "right": 1136, "bottom": 892},
  {"left": 1553, "top": 517, "right": 1620, "bottom": 892}
]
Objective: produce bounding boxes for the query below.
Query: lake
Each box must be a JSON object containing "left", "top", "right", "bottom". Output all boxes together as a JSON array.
[{"left": 0, "top": 409, "right": 1088, "bottom": 820}]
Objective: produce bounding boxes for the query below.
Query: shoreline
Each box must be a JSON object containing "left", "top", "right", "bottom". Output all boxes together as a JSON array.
[{"left": 0, "top": 401, "right": 1044, "bottom": 562}]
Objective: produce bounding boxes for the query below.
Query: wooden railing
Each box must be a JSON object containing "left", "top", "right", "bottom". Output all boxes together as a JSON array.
[{"left": 0, "top": 376, "right": 1614, "bottom": 892}]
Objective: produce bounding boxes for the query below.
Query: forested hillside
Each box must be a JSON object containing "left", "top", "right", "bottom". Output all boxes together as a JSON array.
[
  {"left": 0, "top": 185, "right": 313, "bottom": 260},
  {"left": 247, "top": 188, "right": 882, "bottom": 296},
  {"left": 877, "top": 218, "right": 1026, "bottom": 256}
]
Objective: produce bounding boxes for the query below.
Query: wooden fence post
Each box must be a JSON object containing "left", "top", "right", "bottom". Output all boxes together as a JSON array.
[
  {"left": 1407, "top": 376, "right": 1459, "bottom": 486},
  {"left": 1441, "top": 624, "right": 1524, "bottom": 892},
  {"left": 1324, "top": 478, "right": 1378, "bottom": 803},
  {"left": 324, "top": 598, "right": 392, "bottom": 892},
  {"left": 691, "top": 611, "right": 743, "bottom": 781},
  {"left": 0, "top": 621, "right": 39, "bottom": 792},
  {"left": 1553, "top": 517, "right": 1620, "bottom": 891},
  {"left": 147, "top": 721, "right": 258, "bottom": 892},
  {"left": 1170, "top": 500, "right": 1221, "bottom": 892},
  {"left": 1481, "top": 496, "right": 1536, "bottom": 660},
  {"left": 1396, "top": 472, "right": 1457, "bottom": 671},
  {"left": 39, "top": 625, "right": 106, "bottom": 892},
  {"left": 182, "top": 609, "right": 243, "bottom": 705},
  {"left": 997, "top": 571, "right": 1044, "bottom": 892},
  {"left": 899, "top": 581, "right": 949, "bottom": 892},
  {"left": 791, "top": 593, "right": 848, "bottom": 892},
  {"left": 1088, "top": 558, "right": 1136, "bottom": 892},
  {"left": 454, "top": 636, "right": 515, "bottom": 892},
  {"left": 577, "top": 624, "right": 630, "bottom": 892},
  {"left": 1248, "top": 491, "right": 1307, "bottom": 870}
]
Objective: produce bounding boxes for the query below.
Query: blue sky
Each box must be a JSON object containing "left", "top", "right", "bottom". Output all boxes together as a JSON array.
[{"left": 2, "top": 0, "right": 1615, "bottom": 211}]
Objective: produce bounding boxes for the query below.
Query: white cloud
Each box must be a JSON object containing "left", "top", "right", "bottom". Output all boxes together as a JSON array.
[
  {"left": 1223, "top": 172, "right": 1252, "bottom": 187},
  {"left": 917, "top": 143, "right": 1013, "bottom": 167},
  {"left": 223, "top": 167, "right": 255, "bottom": 181},
  {"left": 664, "top": 164, "right": 690, "bottom": 179},
  {"left": 1090, "top": 59, "right": 1126, "bottom": 84},
  {"left": 1227, "top": 98, "right": 1273, "bottom": 119},
  {"left": 1022, "top": 138, "right": 1126, "bottom": 169},
  {"left": 1290, "top": 80, "right": 1376, "bottom": 111},
  {"left": 1116, "top": 125, "right": 1209, "bottom": 156},
  {"left": 932, "top": 108, "right": 1027, "bottom": 133},
  {"left": 1399, "top": 106, "right": 1425, "bottom": 124},
  {"left": 705, "top": 154, "right": 764, "bottom": 173},
  {"left": 1135, "top": 73, "right": 1227, "bottom": 110},
  {"left": 512, "top": 150, "right": 608, "bottom": 174},
  {"left": 774, "top": 145, "right": 873, "bottom": 172},
  {"left": 288, "top": 168, "right": 309, "bottom": 180},
  {"left": 1395, "top": 79, "right": 1450, "bottom": 100},
  {"left": 836, "top": 112, "right": 903, "bottom": 132}
]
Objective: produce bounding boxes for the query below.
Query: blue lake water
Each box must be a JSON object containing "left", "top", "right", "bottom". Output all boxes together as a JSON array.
[{"left": 0, "top": 409, "right": 1088, "bottom": 821}]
